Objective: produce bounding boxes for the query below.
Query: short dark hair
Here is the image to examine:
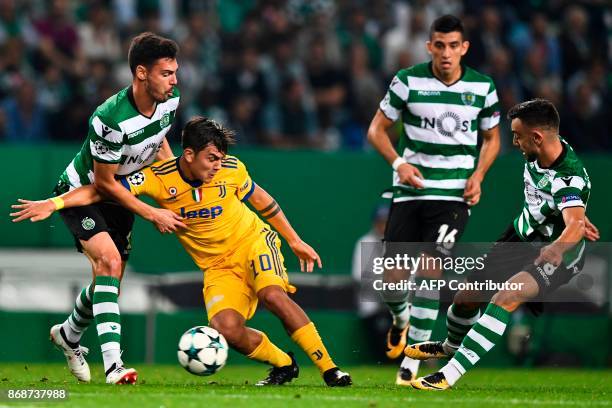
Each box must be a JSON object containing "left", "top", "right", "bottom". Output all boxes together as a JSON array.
[
  {"left": 430, "top": 15, "right": 465, "bottom": 38},
  {"left": 507, "top": 98, "right": 560, "bottom": 130},
  {"left": 181, "top": 117, "right": 235, "bottom": 154},
  {"left": 128, "top": 32, "right": 179, "bottom": 75}
]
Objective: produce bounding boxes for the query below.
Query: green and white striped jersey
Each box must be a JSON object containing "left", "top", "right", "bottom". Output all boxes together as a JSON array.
[
  {"left": 55, "top": 86, "right": 180, "bottom": 194},
  {"left": 513, "top": 137, "right": 590, "bottom": 265},
  {"left": 380, "top": 62, "right": 500, "bottom": 202}
]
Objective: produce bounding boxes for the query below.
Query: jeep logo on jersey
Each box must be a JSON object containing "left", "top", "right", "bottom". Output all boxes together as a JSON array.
[
  {"left": 119, "top": 142, "right": 161, "bottom": 165},
  {"left": 461, "top": 91, "right": 476, "bottom": 106},
  {"left": 423, "top": 112, "right": 469, "bottom": 137},
  {"left": 93, "top": 140, "right": 109, "bottom": 155},
  {"left": 179, "top": 206, "right": 223, "bottom": 219},
  {"left": 160, "top": 112, "right": 170, "bottom": 128}
]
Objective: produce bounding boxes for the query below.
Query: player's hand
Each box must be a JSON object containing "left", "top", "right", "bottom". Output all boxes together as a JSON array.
[
  {"left": 463, "top": 173, "right": 483, "bottom": 206},
  {"left": 584, "top": 216, "right": 600, "bottom": 241},
  {"left": 289, "top": 239, "right": 322, "bottom": 273},
  {"left": 397, "top": 163, "right": 424, "bottom": 189},
  {"left": 150, "top": 207, "right": 186, "bottom": 234},
  {"left": 535, "top": 243, "right": 563, "bottom": 267},
  {"left": 10, "top": 199, "right": 56, "bottom": 222}
]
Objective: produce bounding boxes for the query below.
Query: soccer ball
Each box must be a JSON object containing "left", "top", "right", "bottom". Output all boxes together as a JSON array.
[{"left": 177, "top": 326, "right": 229, "bottom": 376}]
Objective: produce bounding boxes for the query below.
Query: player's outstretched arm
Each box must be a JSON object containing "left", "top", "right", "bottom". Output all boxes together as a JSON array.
[
  {"left": 535, "top": 206, "right": 586, "bottom": 266},
  {"left": 247, "top": 184, "right": 322, "bottom": 273},
  {"left": 11, "top": 185, "right": 103, "bottom": 222},
  {"left": 93, "top": 162, "right": 185, "bottom": 233},
  {"left": 463, "top": 126, "right": 500, "bottom": 206}
]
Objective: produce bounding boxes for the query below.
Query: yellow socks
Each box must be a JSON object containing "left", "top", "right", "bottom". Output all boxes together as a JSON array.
[
  {"left": 291, "top": 322, "right": 335, "bottom": 373},
  {"left": 247, "top": 331, "right": 292, "bottom": 367}
]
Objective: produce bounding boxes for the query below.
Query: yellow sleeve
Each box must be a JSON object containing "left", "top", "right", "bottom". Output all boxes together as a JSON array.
[
  {"left": 119, "top": 166, "right": 163, "bottom": 199},
  {"left": 234, "top": 159, "right": 256, "bottom": 202}
]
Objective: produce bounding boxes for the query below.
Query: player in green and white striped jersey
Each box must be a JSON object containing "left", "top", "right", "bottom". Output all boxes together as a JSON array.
[
  {"left": 43, "top": 33, "right": 186, "bottom": 385},
  {"left": 408, "top": 99, "right": 600, "bottom": 390},
  {"left": 367, "top": 15, "right": 500, "bottom": 384}
]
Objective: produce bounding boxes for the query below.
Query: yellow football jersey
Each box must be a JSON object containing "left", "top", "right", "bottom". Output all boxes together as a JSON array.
[{"left": 120, "top": 155, "right": 267, "bottom": 270}]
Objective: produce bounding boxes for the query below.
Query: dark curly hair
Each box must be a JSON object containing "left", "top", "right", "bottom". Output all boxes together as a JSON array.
[
  {"left": 128, "top": 32, "right": 179, "bottom": 75},
  {"left": 507, "top": 99, "right": 560, "bottom": 130},
  {"left": 181, "top": 117, "right": 236, "bottom": 154}
]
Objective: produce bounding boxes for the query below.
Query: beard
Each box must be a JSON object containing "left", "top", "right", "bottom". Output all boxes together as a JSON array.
[
  {"left": 525, "top": 152, "right": 538, "bottom": 162},
  {"left": 144, "top": 80, "right": 169, "bottom": 103}
]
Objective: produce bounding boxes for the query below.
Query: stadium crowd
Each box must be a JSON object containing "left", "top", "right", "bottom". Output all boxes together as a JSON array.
[{"left": 0, "top": 0, "right": 610, "bottom": 151}]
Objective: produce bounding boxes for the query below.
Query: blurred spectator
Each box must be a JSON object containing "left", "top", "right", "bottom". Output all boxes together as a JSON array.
[
  {"left": 487, "top": 47, "right": 523, "bottom": 104},
  {"left": 520, "top": 47, "right": 561, "bottom": 100},
  {"left": 77, "top": 2, "right": 121, "bottom": 62},
  {"left": 344, "top": 43, "right": 383, "bottom": 149},
  {"left": 305, "top": 35, "right": 347, "bottom": 138},
  {"left": 37, "top": 65, "right": 70, "bottom": 122},
  {"left": 0, "top": 0, "right": 35, "bottom": 44},
  {"left": 563, "top": 80, "right": 609, "bottom": 152},
  {"left": 260, "top": 33, "right": 307, "bottom": 103},
  {"left": 295, "top": 5, "right": 342, "bottom": 68},
  {"left": 0, "top": 37, "right": 32, "bottom": 99},
  {"left": 382, "top": 4, "right": 429, "bottom": 76},
  {"left": 31, "top": 0, "right": 86, "bottom": 78},
  {"left": 263, "top": 77, "right": 318, "bottom": 148},
  {"left": 81, "top": 59, "right": 114, "bottom": 106},
  {"left": 464, "top": 6, "right": 508, "bottom": 71},
  {"left": 217, "top": 0, "right": 256, "bottom": 34},
  {"left": 511, "top": 12, "right": 560, "bottom": 79},
  {"left": 560, "top": 5, "right": 594, "bottom": 82},
  {"left": 337, "top": 6, "right": 382, "bottom": 71},
  {"left": 176, "top": 11, "right": 220, "bottom": 85},
  {"left": 227, "top": 95, "right": 262, "bottom": 146},
  {"left": 0, "top": 1, "right": 608, "bottom": 151},
  {"left": 0, "top": 78, "right": 48, "bottom": 142},
  {"left": 183, "top": 87, "right": 227, "bottom": 128},
  {"left": 176, "top": 35, "right": 206, "bottom": 106},
  {"left": 221, "top": 45, "right": 267, "bottom": 110}
]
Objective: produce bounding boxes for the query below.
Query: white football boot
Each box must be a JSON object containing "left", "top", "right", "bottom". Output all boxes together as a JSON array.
[
  {"left": 49, "top": 324, "right": 91, "bottom": 382},
  {"left": 105, "top": 364, "right": 138, "bottom": 385}
]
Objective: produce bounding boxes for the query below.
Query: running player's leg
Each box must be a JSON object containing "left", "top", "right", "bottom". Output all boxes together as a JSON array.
[
  {"left": 59, "top": 256, "right": 127, "bottom": 344},
  {"left": 412, "top": 234, "right": 578, "bottom": 390},
  {"left": 51, "top": 203, "right": 135, "bottom": 383},
  {"left": 381, "top": 202, "right": 420, "bottom": 360},
  {"left": 80, "top": 233, "right": 136, "bottom": 384},
  {"left": 251, "top": 230, "right": 351, "bottom": 387},
  {"left": 397, "top": 201, "right": 469, "bottom": 383},
  {"left": 204, "top": 271, "right": 297, "bottom": 386},
  {"left": 209, "top": 309, "right": 292, "bottom": 365},
  {"left": 412, "top": 271, "right": 539, "bottom": 390},
  {"left": 405, "top": 225, "right": 529, "bottom": 362},
  {"left": 50, "top": 253, "right": 94, "bottom": 383},
  {"left": 404, "top": 289, "right": 482, "bottom": 362}
]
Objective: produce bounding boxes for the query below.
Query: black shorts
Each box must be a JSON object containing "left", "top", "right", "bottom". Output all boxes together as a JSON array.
[
  {"left": 383, "top": 200, "right": 470, "bottom": 257},
  {"left": 59, "top": 202, "right": 135, "bottom": 260},
  {"left": 468, "top": 225, "right": 584, "bottom": 301}
]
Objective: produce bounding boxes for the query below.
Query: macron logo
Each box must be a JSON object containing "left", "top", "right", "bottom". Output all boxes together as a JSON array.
[{"left": 417, "top": 90, "right": 441, "bottom": 96}]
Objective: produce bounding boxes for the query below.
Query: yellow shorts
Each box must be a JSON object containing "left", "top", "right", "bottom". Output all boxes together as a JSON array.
[{"left": 203, "top": 229, "right": 296, "bottom": 321}]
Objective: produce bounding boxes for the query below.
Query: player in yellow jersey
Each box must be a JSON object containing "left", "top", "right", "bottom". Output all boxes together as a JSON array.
[{"left": 11, "top": 117, "right": 352, "bottom": 387}]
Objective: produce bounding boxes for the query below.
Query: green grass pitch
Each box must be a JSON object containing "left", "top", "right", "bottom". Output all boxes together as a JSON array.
[{"left": 0, "top": 363, "right": 610, "bottom": 407}]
